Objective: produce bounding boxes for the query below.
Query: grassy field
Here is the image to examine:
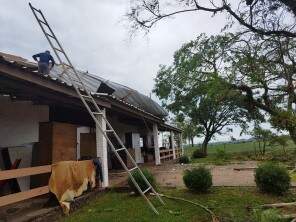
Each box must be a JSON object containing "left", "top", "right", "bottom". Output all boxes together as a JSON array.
[
  {"left": 185, "top": 140, "right": 296, "bottom": 155},
  {"left": 63, "top": 188, "right": 296, "bottom": 222},
  {"left": 184, "top": 140, "right": 296, "bottom": 165}
]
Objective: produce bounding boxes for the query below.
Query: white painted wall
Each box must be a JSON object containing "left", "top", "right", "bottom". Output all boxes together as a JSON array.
[
  {"left": 0, "top": 96, "right": 49, "bottom": 147},
  {"left": 8, "top": 144, "right": 33, "bottom": 191},
  {"left": 0, "top": 96, "right": 49, "bottom": 191}
]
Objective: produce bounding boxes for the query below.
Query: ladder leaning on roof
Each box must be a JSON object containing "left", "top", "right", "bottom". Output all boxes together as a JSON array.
[{"left": 28, "top": 2, "right": 165, "bottom": 215}]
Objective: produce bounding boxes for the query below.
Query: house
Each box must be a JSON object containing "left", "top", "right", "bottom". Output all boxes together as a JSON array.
[{"left": 0, "top": 51, "right": 182, "bottom": 201}]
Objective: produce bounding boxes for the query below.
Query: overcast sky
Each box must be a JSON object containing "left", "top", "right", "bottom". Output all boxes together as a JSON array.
[{"left": 0, "top": 0, "right": 252, "bottom": 142}]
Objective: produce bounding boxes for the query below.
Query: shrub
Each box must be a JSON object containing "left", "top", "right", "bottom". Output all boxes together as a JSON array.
[
  {"left": 252, "top": 209, "right": 283, "bottom": 222},
  {"left": 179, "top": 155, "right": 190, "bottom": 164},
  {"left": 255, "top": 162, "right": 290, "bottom": 195},
  {"left": 183, "top": 167, "right": 212, "bottom": 192},
  {"left": 215, "top": 148, "right": 229, "bottom": 161},
  {"left": 128, "top": 168, "right": 157, "bottom": 195},
  {"left": 192, "top": 149, "right": 206, "bottom": 159}
]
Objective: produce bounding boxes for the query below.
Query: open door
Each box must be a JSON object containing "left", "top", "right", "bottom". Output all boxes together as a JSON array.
[{"left": 80, "top": 133, "right": 96, "bottom": 159}]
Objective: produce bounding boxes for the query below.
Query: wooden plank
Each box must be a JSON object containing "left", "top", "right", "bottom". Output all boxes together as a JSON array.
[
  {"left": 0, "top": 165, "right": 51, "bottom": 180},
  {"left": 0, "top": 186, "right": 49, "bottom": 207},
  {"left": 160, "top": 154, "right": 174, "bottom": 159},
  {"left": 160, "top": 149, "right": 173, "bottom": 154}
]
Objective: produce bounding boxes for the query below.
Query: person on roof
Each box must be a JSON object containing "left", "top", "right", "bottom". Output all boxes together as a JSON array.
[{"left": 32, "top": 50, "right": 55, "bottom": 75}]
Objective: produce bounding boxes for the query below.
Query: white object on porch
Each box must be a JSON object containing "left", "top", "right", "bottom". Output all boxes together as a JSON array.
[{"left": 132, "top": 133, "right": 144, "bottom": 163}]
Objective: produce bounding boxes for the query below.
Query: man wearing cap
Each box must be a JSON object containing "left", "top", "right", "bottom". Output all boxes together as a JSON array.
[{"left": 32, "top": 50, "right": 55, "bottom": 75}]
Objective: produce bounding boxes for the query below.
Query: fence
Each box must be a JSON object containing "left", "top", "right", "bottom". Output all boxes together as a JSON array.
[
  {"left": 160, "top": 148, "right": 182, "bottom": 162},
  {"left": 0, "top": 165, "right": 51, "bottom": 207}
]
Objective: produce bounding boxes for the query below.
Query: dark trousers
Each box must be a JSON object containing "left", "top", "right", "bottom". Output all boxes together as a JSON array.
[{"left": 38, "top": 62, "right": 50, "bottom": 75}]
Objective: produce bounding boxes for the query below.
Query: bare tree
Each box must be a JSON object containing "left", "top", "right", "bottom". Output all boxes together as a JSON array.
[{"left": 127, "top": 0, "right": 296, "bottom": 38}]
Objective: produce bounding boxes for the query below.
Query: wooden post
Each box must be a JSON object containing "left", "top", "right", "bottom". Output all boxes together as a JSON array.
[
  {"left": 170, "top": 131, "right": 176, "bottom": 159},
  {"left": 96, "top": 109, "right": 109, "bottom": 187},
  {"left": 153, "top": 123, "right": 161, "bottom": 165}
]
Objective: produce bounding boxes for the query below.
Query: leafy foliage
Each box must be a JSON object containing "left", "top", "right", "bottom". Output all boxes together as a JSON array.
[
  {"left": 270, "top": 135, "right": 291, "bottom": 156},
  {"left": 255, "top": 162, "right": 291, "bottom": 195},
  {"left": 128, "top": 168, "right": 157, "bottom": 195},
  {"left": 192, "top": 149, "right": 207, "bottom": 159},
  {"left": 183, "top": 167, "right": 213, "bottom": 192},
  {"left": 128, "top": 0, "right": 296, "bottom": 145},
  {"left": 215, "top": 148, "right": 230, "bottom": 161},
  {"left": 179, "top": 155, "right": 190, "bottom": 164},
  {"left": 176, "top": 119, "right": 202, "bottom": 147},
  {"left": 154, "top": 34, "right": 249, "bottom": 155},
  {"left": 252, "top": 125, "right": 274, "bottom": 156},
  {"left": 252, "top": 209, "right": 283, "bottom": 222}
]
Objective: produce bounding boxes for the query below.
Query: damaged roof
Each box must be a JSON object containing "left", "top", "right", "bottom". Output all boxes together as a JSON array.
[
  {"left": 51, "top": 66, "right": 168, "bottom": 118},
  {"left": 0, "top": 52, "right": 168, "bottom": 119}
]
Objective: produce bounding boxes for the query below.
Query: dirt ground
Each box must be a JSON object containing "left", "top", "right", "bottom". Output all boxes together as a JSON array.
[
  {"left": 149, "top": 161, "right": 257, "bottom": 187},
  {"left": 110, "top": 161, "right": 295, "bottom": 188}
]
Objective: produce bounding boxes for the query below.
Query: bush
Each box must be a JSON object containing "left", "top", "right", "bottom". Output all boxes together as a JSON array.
[
  {"left": 183, "top": 167, "right": 212, "bottom": 192},
  {"left": 215, "top": 148, "right": 229, "bottom": 161},
  {"left": 128, "top": 168, "right": 157, "bottom": 195},
  {"left": 252, "top": 209, "right": 283, "bottom": 222},
  {"left": 179, "top": 155, "right": 190, "bottom": 164},
  {"left": 192, "top": 149, "right": 207, "bottom": 159},
  {"left": 255, "top": 162, "right": 290, "bottom": 195}
]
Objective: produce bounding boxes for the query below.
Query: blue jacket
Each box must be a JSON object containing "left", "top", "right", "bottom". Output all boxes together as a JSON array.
[{"left": 33, "top": 52, "right": 55, "bottom": 66}]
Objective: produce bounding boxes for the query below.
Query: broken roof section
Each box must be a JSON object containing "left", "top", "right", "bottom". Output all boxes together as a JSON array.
[
  {"left": 0, "top": 52, "right": 168, "bottom": 118},
  {"left": 50, "top": 65, "right": 168, "bottom": 118}
]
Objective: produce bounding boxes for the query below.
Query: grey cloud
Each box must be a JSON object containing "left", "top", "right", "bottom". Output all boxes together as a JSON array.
[{"left": 1, "top": 0, "right": 241, "bottom": 141}]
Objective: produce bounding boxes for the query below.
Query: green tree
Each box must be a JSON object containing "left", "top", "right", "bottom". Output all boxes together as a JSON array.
[
  {"left": 227, "top": 33, "right": 296, "bottom": 143},
  {"left": 270, "top": 135, "right": 290, "bottom": 155},
  {"left": 161, "top": 31, "right": 296, "bottom": 145},
  {"left": 176, "top": 119, "right": 202, "bottom": 147},
  {"left": 154, "top": 34, "right": 248, "bottom": 155},
  {"left": 252, "top": 125, "right": 273, "bottom": 156}
]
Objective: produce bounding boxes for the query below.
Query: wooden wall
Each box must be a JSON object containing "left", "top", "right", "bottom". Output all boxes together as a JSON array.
[
  {"left": 31, "top": 122, "right": 77, "bottom": 187},
  {"left": 51, "top": 122, "right": 77, "bottom": 162}
]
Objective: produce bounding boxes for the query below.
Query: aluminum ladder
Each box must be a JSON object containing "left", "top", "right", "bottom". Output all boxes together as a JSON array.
[{"left": 29, "top": 2, "right": 164, "bottom": 214}]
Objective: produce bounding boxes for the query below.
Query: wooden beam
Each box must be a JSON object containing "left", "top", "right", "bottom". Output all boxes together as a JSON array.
[
  {"left": 0, "top": 186, "right": 49, "bottom": 207},
  {"left": 160, "top": 154, "right": 174, "bottom": 160},
  {"left": 160, "top": 149, "right": 173, "bottom": 154},
  {"left": 0, "top": 165, "right": 51, "bottom": 180}
]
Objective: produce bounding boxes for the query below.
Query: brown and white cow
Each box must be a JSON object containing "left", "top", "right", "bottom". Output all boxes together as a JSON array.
[{"left": 49, "top": 160, "right": 96, "bottom": 214}]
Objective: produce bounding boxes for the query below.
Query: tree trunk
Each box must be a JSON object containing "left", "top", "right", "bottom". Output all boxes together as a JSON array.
[
  {"left": 258, "top": 141, "right": 262, "bottom": 155},
  {"left": 191, "top": 137, "right": 194, "bottom": 147},
  {"left": 263, "top": 141, "right": 266, "bottom": 155},
  {"left": 201, "top": 136, "right": 211, "bottom": 156},
  {"left": 288, "top": 128, "right": 296, "bottom": 145}
]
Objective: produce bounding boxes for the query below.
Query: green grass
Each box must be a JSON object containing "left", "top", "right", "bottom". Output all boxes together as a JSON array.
[
  {"left": 184, "top": 140, "right": 296, "bottom": 165},
  {"left": 63, "top": 188, "right": 296, "bottom": 222}
]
